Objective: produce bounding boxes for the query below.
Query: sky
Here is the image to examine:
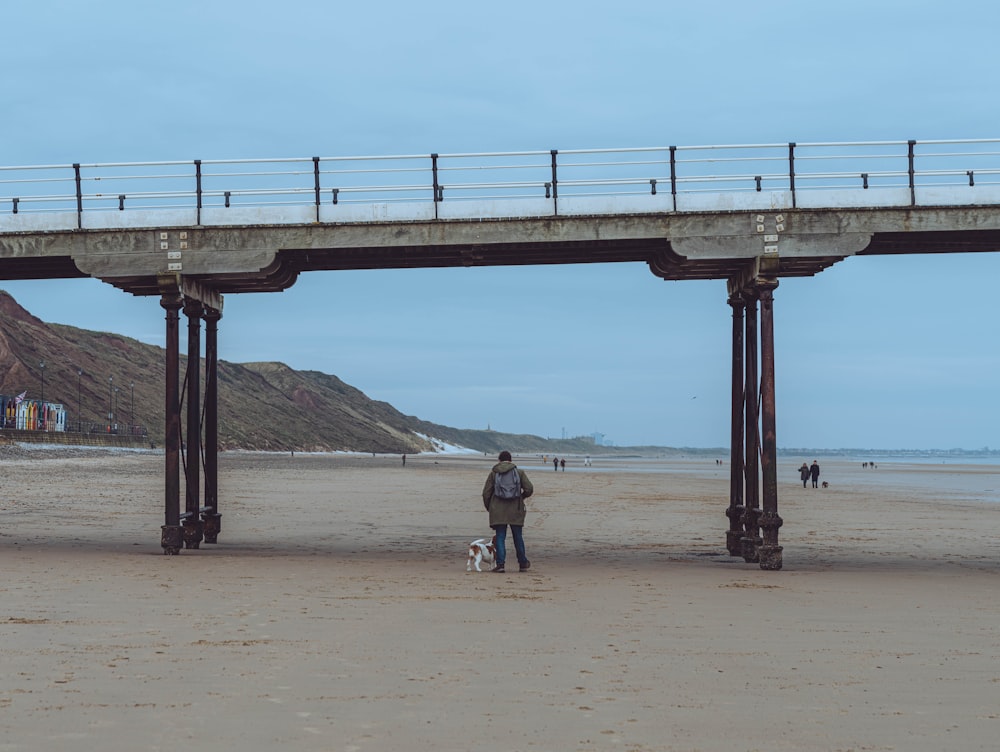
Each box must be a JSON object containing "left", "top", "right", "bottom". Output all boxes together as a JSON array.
[{"left": 1, "top": 0, "right": 998, "bottom": 450}]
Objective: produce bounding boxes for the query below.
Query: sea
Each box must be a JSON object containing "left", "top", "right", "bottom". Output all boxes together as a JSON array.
[
  {"left": 516, "top": 449, "right": 1000, "bottom": 505},
  {"left": 779, "top": 449, "right": 1000, "bottom": 466}
]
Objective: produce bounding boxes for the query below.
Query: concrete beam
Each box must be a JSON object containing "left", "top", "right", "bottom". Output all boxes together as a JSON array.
[{"left": 2, "top": 204, "right": 1000, "bottom": 294}]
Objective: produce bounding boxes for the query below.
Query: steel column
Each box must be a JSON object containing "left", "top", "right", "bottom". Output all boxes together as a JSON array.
[
  {"left": 160, "top": 293, "right": 183, "bottom": 554},
  {"left": 741, "top": 292, "right": 761, "bottom": 562},
  {"left": 202, "top": 307, "right": 222, "bottom": 543},
  {"left": 756, "top": 281, "right": 783, "bottom": 570},
  {"left": 182, "top": 300, "right": 204, "bottom": 549},
  {"left": 726, "top": 290, "right": 746, "bottom": 556}
]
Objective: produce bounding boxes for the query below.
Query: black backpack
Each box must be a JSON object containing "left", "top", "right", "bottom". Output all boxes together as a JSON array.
[{"left": 493, "top": 466, "right": 522, "bottom": 500}]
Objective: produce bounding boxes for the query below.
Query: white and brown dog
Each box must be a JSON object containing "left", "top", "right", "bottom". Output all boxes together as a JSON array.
[{"left": 467, "top": 535, "right": 497, "bottom": 571}]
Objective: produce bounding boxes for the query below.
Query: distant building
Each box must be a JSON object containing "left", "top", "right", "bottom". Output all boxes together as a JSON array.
[{"left": 592, "top": 432, "right": 605, "bottom": 446}]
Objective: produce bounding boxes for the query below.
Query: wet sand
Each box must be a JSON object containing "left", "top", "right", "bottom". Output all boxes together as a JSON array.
[{"left": 2, "top": 449, "right": 999, "bottom": 751}]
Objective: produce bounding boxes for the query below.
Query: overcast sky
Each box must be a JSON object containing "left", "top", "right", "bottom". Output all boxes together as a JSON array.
[{"left": 1, "top": 0, "right": 997, "bottom": 450}]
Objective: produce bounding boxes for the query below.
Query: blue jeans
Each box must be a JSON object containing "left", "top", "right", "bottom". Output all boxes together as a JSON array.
[{"left": 492, "top": 524, "right": 527, "bottom": 567}]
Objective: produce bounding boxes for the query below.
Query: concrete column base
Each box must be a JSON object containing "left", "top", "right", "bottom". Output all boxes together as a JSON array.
[
  {"left": 741, "top": 536, "right": 761, "bottom": 563},
  {"left": 202, "top": 513, "right": 221, "bottom": 544},
  {"left": 726, "top": 529, "right": 745, "bottom": 557},
  {"left": 182, "top": 520, "right": 203, "bottom": 549},
  {"left": 161, "top": 525, "right": 183, "bottom": 555},
  {"left": 758, "top": 545, "right": 783, "bottom": 571},
  {"left": 725, "top": 504, "right": 745, "bottom": 556}
]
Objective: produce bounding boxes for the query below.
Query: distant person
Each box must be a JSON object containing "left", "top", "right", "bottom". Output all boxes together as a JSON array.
[
  {"left": 584, "top": 455, "right": 591, "bottom": 467},
  {"left": 482, "top": 450, "right": 534, "bottom": 573},
  {"left": 810, "top": 460, "right": 820, "bottom": 488},
  {"left": 560, "top": 458, "right": 566, "bottom": 471},
  {"left": 799, "top": 462, "right": 810, "bottom": 488},
  {"left": 553, "top": 457, "right": 559, "bottom": 471},
  {"left": 402, "top": 454, "right": 406, "bottom": 466}
]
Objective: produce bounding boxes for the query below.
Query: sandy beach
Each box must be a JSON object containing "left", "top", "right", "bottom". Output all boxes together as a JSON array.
[{"left": 2, "top": 448, "right": 999, "bottom": 751}]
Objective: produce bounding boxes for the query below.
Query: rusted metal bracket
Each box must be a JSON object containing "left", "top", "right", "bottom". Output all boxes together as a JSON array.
[
  {"left": 726, "top": 254, "right": 780, "bottom": 297},
  {"left": 156, "top": 271, "right": 224, "bottom": 313}
]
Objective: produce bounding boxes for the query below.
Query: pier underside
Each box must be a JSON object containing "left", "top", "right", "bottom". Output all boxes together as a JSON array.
[{"left": 3, "top": 208, "right": 999, "bottom": 566}]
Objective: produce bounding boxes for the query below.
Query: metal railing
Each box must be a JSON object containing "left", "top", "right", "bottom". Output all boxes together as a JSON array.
[
  {"left": 1, "top": 420, "right": 148, "bottom": 436},
  {"left": 3, "top": 139, "right": 1000, "bottom": 227}
]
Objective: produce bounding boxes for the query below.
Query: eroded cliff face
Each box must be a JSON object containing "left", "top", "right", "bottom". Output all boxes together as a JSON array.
[
  {"left": 0, "top": 290, "right": 45, "bottom": 326},
  {"left": 0, "top": 292, "right": 57, "bottom": 400},
  {"left": 0, "top": 290, "right": 437, "bottom": 452},
  {"left": 0, "top": 290, "right": 596, "bottom": 454}
]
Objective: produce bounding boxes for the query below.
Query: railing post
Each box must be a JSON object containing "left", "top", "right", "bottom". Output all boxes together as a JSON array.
[
  {"left": 195, "top": 159, "right": 202, "bottom": 225},
  {"left": 431, "top": 153, "right": 440, "bottom": 201},
  {"left": 73, "top": 163, "right": 83, "bottom": 229},
  {"left": 431, "top": 153, "right": 440, "bottom": 220},
  {"left": 669, "top": 146, "right": 677, "bottom": 211},
  {"left": 788, "top": 142, "right": 796, "bottom": 208},
  {"left": 908, "top": 139, "right": 917, "bottom": 206},
  {"left": 313, "top": 156, "right": 321, "bottom": 222},
  {"left": 550, "top": 149, "right": 559, "bottom": 216}
]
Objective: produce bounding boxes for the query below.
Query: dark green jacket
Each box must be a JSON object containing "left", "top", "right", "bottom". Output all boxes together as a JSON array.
[{"left": 482, "top": 460, "right": 534, "bottom": 527}]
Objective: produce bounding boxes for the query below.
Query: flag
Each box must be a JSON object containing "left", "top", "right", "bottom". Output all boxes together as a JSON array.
[{"left": 14, "top": 391, "right": 26, "bottom": 405}]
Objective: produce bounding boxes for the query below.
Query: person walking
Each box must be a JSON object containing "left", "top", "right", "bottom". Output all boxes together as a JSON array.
[
  {"left": 810, "top": 460, "right": 820, "bottom": 488},
  {"left": 799, "top": 462, "right": 810, "bottom": 488},
  {"left": 553, "top": 457, "right": 559, "bottom": 471},
  {"left": 482, "top": 450, "right": 534, "bottom": 573}
]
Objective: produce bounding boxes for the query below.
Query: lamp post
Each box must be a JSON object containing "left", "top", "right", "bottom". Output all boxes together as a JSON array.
[
  {"left": 114, "top": 387, "right": 120, "bottom": 433},
  {"left": 38, "top": 360, "right": 45, "bottom": 431},
  {"left": 130, "top": 381, "right": 134, "bottom": 435},
  {"left": 77, "top": 369, "right": 82, "bottom": 433},
  {"left": 108, "top": 376, "right": 113, "bottom": 432}
]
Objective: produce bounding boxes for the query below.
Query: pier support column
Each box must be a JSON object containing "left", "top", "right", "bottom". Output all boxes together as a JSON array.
[
  {"left": 740, "top": 292, "right": 761, "bottom": 562},
  {"left": 725, "top": 289, "right": 746, "bottom": 556},
  {"left": 182, "top": 300, "right": 203, "bottom": 549},
  {"left": 201, "top": 307, "right": 222, "bottom": 543},
  {"left": 756, "top": 281, "right": 783, "bottom": 570},
  {"left": 160, "top": 293, "right": 183, "bottom": 555}
]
